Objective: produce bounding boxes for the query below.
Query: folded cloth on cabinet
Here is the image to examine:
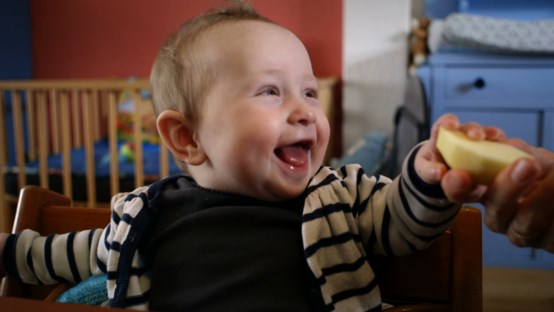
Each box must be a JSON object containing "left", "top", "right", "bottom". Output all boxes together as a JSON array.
[{"left": 429, "top": 13, "right": 554, "bottom": 54}]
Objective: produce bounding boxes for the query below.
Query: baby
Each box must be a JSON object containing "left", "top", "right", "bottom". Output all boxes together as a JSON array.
[{"left": 0, "top": 2, "right": 508, "bottom": 311}]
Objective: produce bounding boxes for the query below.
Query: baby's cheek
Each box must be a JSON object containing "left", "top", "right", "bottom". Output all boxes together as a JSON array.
[{"left": 318, "top": 119, "right": 331, "bottom": 147}]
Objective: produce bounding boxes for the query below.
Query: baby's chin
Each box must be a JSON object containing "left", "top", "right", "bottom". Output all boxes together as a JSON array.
[{"left": 253, "top": 184, "right": 307, "bottom": 203}]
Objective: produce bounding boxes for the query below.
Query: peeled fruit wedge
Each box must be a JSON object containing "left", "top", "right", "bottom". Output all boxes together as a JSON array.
[{"left": 436, "top": 127, "right": 533, "bottom": 185}]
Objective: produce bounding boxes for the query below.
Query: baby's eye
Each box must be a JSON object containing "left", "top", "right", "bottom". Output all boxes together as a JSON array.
[
  {"left": 258, "top": 87, "right": 279, "bottom": 96},
  {"left": 304, "top": 89, "right": 318, "bottom": 99}
]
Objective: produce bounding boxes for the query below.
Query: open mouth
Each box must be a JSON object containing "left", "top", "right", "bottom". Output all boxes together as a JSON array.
[{"left": 274, "top": 140, "right": 313, "bottom": 168}]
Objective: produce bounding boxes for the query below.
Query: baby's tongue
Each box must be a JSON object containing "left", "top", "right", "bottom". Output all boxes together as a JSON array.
[{"left": 276, "top": 145, "right": 307, "bottom": 167}]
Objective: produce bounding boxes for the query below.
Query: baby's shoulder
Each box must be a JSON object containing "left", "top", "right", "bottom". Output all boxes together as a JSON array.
[
  {"left": 307, "top": 164, "right": 382, "bottom": 199},
  {"left": 310, "top": 164, "right": 369, "bottom": 186}
]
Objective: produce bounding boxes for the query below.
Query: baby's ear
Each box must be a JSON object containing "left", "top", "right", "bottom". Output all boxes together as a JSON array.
[{"left": 156, "top": 110, "right": 206, "bottom": 165}]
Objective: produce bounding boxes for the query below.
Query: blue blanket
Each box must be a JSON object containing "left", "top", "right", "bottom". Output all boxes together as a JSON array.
[{"left": 6, "top": 139, "right": 181, "bottom": 178}]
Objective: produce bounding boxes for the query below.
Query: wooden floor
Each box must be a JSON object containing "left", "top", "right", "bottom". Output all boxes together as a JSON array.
[{"left": 483, "top": 267, "right": 554, "bottom": 312}]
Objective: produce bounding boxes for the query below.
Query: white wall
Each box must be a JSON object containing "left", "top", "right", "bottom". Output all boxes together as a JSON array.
[{"left": 342, "top": 0, "right": 412, "bottom": 150}]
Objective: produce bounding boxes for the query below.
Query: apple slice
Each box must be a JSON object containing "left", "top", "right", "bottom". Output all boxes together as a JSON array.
[{"left": 436, "top": 127, "right": 533, "bottom": 185}]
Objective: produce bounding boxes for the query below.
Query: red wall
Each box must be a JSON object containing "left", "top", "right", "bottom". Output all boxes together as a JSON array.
[{"left": 30, "top": 0, "right": 342, "bottom": 80}]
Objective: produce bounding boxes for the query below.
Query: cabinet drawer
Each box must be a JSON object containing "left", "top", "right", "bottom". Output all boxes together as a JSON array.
[{"left": 443, "top": 67, "right": 554, "bottom": 106}]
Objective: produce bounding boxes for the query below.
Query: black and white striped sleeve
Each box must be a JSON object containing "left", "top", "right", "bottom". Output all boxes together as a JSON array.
[
  {"left": 3, "top": 227, "right": 105, "bottom": 285},
  {"left": 379, "top": 143, "right": 460, "bottom": 255}
]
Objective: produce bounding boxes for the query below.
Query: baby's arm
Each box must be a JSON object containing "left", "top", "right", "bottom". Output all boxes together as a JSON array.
[
  {"left": 361, "top": 114, "right": 507, "bottom": 255},
  {"left": 1, "top": 228, "right": 105, "bottom": 285}
]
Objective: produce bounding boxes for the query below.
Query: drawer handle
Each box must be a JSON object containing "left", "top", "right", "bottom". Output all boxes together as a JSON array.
[{"left": 473, "top": 78, "right": 486, "bottom": 89}]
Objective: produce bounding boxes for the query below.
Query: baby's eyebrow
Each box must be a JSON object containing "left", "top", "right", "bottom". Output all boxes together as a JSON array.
[
  {"left": 307, "top": 77, "right": 320, "bottom": 89},
  {"left": 305, "top": 74, "right": 318, "bottom": 84}
]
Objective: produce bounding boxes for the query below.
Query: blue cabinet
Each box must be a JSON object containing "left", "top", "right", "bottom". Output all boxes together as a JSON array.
[
  {"left": 421, "top": 0, "right": 554, "bottom": 268},
  {"left": 419, "top": 52, "right": 554, "bottom": 269},
  {"left": 425, "top": 0, "right": 554, "bottom": 19},
  {"left": 545, "top": 112, "right": 554, "bottom": 150}
]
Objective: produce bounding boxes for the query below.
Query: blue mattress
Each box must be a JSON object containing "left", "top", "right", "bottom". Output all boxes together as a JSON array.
[
  {"left": 4, "top": 140, "right": 182, "bottom": 202},
  {"left": 6, "top": 139, "right": 181, "bottom": 178}
]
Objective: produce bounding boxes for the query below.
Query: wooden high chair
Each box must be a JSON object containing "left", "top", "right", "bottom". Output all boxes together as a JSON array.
[
  {"left": 0, "top": 185, "right": 112, "bottom": 301},
  {"left": 1, "top": 186, "right": 482, "bottom": 311},
  {"left": 380, "top": 205, "right": 483, "bottom": 311}
]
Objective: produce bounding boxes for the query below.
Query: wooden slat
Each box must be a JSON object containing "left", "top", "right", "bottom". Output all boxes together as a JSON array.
[
  {"left": 48, "top": 90, "right": 60, "bottom": 154},
  {"left": 37, "top": 91, "right": 49, "bottom": 189},
  {"left": 107, "top": 90, "right": 119, "bottom": 197},
  {"left": 11, "top": 90, "right": 26, "bottom": 189},
  {"left": 71, "top": 89, "right": 82, "bottom": 149},
  {"left": 0, "top": 91, "right": 8, "bottom": 231},
  {"left": 132, "top": 90, "right": 144, "bottom": 188},
  {"left": 92, "top": 91, "right": 100, "bottom": 141},
  {"left": 97, "top": 89, "right": 106, "bottom": 140},
  {"left": 0, "top": 79, "right": 151, "bottom": 90},
  {"left": 451, "top": 206, "right": 483, "bottom": 312},
  {"left": 82, "top": 90, "right": 96, "bottom": 208},
  {"left": 60, "top": 91, "right": 72, "bottom": 198},
  {"left": 25, "top": 90, "right": 37, "bottom": 162}
]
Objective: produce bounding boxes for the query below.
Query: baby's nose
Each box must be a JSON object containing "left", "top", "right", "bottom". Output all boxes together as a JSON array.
[
  {"left": 289, "top": 99, "right": 317, "bottom": 125},
  {"left": 288, "top": 101, "right": 316, "bottom": 126}
]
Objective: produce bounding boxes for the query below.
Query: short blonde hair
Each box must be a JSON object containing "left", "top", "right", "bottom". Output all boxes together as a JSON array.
[{"left": 150, "top": 1, "right": 273, "bottom": 126}]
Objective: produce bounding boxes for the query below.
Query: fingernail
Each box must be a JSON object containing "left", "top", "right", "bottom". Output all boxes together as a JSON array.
[
  {"left": 511, "top": 160, "right": 534, "bottom": 183},
  {"left": 448, "top": 174, "right": 463, "bottom": 189}
]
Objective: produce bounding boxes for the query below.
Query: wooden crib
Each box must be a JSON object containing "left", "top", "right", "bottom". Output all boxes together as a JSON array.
[{"left": 0, "top": 78, "right": 338, "bottom": 232}]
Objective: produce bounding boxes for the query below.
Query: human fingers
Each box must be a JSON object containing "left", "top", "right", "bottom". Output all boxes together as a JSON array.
[
  {"left": 429, "top": 114, "right": 459, "bottom": 146},
  {"left": 421, "top": 114, "right": 463, "bottom": 184},
  {"left": 457, "top": 121, "right": 491, "bottom": 140},
  {"left": 532, "top": 146, "right": 554, "bottom": 171},
  {"left": 502, "top": 139, "right": 554, "bottom": 171},
  {"left": 506, "top": 170, "right": 554, "bottom": 249},
  {"left": 501, "top": 137, "right": 534, "bottom": 154},
  {"left": 483, "top": 126, "right": 506, "bottom": 141},
  {"left": 508, "top": 219, "right": 554, "bottom": 251},
  {"left": 414, "top": 140, "right": 448, "bottom": 184},
  {"left": 441, "top": 169, "right": 486, "bottom": 203},
  {"left": 483, "top": 158, "right": 542, "bottom": 233}
]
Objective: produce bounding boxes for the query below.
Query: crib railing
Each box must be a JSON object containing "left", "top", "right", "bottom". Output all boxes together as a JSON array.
[
  {"left": 0, "top": 79, "right": 172, "bottom": 231},
  {"left": 0, "top": 77, "right": 338, "bottom": 232}
]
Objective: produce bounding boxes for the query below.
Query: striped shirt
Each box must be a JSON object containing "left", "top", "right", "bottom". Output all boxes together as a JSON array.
[{"left": 4, "top": 144, "right": 459, "bottom": 310}]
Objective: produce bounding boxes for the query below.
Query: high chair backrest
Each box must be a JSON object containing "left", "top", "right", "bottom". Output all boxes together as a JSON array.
[
  {"left": 377, "top": 205, "right": 483, "bottom": 312},
  {"left": 0, "top": 185, "right": 111, "bottom": 301},
  {"left": 2, "top": 186, "right": 482, "bottom": 311}
]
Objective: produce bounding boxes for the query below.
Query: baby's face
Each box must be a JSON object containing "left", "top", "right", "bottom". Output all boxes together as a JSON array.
[{"left": 191, "top": 20, "right": 330, "bottom": 201}]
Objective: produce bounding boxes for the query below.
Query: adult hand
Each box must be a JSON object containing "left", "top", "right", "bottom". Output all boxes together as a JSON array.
[{"left": 483, "top": 144, "right": 554, "bottom": 253}]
